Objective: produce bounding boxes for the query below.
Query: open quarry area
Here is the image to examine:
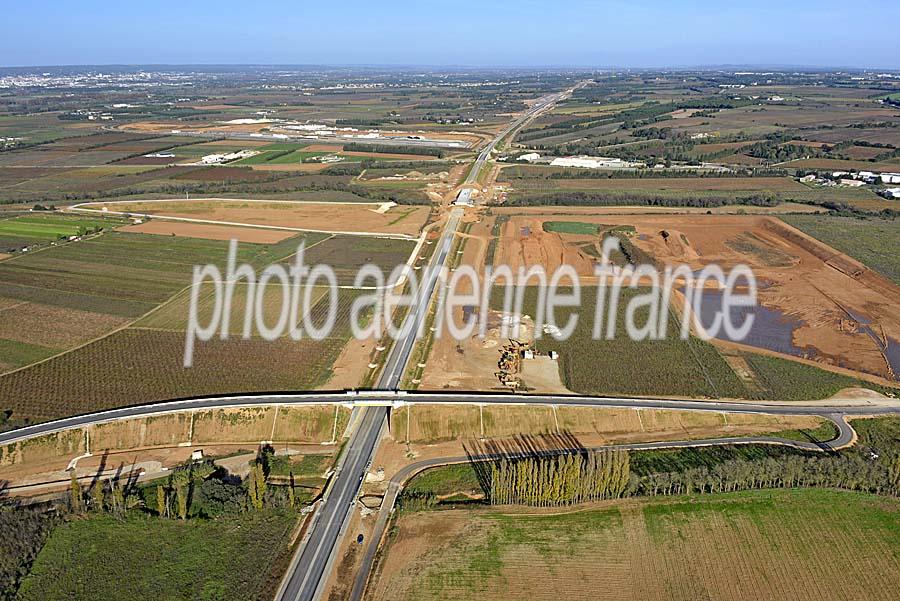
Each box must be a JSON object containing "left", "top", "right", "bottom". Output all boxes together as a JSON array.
[{"left": 420, "top": 208, "right": 900, "bottom": 398}]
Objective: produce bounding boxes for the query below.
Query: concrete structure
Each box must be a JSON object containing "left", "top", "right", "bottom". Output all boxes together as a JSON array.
[
  {"left": 518, "top": 152, "right": 541, "bottom": 162},
  {"left": 839, "top": 178, "right": 866, "bottom": 187},
  {"left": 880, "top": 173, "right": 900, "bottom": 184},
  {"left": 879, "top": 187, "right": 900, "bottom": 199}
]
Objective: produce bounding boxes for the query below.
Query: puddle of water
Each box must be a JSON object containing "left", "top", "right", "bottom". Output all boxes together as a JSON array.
[
  {"left": 693, "top": 290, "right": 810, "bottom": 358},
  {"left": 884, "top": 339, "right": 900, "bottom": 380},
  {"left": 845, "top": 308, "right": 900, "bottom": 379}
]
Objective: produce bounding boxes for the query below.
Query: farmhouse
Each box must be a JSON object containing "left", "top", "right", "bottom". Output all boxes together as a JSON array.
[{"left": 838, "top": 178, "right": 865, "bottom": 187}]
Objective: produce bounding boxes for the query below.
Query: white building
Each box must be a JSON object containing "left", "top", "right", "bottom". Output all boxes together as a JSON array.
[
  {"left": 839, "top": 178, "right": 866, "bottom": 187},
  {"left": 550, "top": 156, "right": 642, "bottom": 169},
  {"left": 518, "top": 152, "right": 541, "bottom": 162},
  {"left": 879, "top": 188, "right": 900, "bottom": 199},
  {"left": 200, "top": 149, "right": 259, "bottom": 164},
  {"left": 880, "top": 173, "right": 900, "bottom": 184}
]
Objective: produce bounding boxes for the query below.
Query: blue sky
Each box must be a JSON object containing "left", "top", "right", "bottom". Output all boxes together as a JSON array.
[{"left": 2, "top": 0, "right": 898, "bottom": 68}]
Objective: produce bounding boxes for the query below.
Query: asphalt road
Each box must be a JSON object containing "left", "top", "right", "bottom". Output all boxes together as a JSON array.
[
  {"left": 4, "top": 391, "right": 894, "bottom": 448},
  {"left": 273, "top": 86, "right": 576, "bottom": 601},
  {"left": 274, "top": 196, "right": 465, "bottom": 601}
]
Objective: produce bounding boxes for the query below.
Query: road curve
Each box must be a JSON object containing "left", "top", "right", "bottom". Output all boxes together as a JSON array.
[
  {"left": 1, "top": 391, "right": 894, "bottom": 447},
  {"left": 2, "top": 391, "right": 894, "bottom": 448},
  {"left": 347, "top": 413, "right": 856, "bottom": 601}
]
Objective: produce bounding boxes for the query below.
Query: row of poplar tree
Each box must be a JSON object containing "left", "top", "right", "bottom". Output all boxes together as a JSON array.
[
  {"left": 489, "top": 450, "right": 630, "bottom": 507},
  {"left": 484, "top": 450, "right": 900, "bottom": 507}
]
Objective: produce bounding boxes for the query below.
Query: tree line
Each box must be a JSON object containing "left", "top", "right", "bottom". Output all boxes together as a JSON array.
[{"left": 489, "top": 450, "right": 630, "bottom": 507}]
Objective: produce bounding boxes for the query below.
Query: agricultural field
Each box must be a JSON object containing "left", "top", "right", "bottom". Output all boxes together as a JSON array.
[
  {"left": 18, "top": 510, "right": 296, "bottom": 601},
  {"left": 369, "top": 489, "right": 900, "bottom": 601},
  {"left": 0, "top": 223, "right": 406, "bottom": 419},
  {"left": 512, "top": 286, "right": 748, "bottom": 399},
  {"left": 0, "top": 231, "right": 308, "bottom": 317},
  {"left": 501, "top": 169, "right": 888, "bottom": 210},
  {"left": 780, "top": 214, "right": 900, "bottom": 285},
  {"left": 0, "top": 212, "right": 125, "bottom": 252},
  {"left": 0, "top": 329, "right": 348, "bottom": 420},
  {"left": 83, "top": 198, "right": 430, "bottom": 236}
]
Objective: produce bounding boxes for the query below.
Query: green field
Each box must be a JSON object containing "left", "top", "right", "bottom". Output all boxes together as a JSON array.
[
  {"left": 0, "top": 231, "right": 316, "bottom": 317},
  {"left": 780, "top": 215, "right": 900, "bottom": 285},
  {"left": 0, "top": 213, "right": 125, "bottom": 252},
  {"left": 541, "top": 220, "right": 599, "bottom": 235},
  {"left": 372, "top": 489, "right": 900, "bottom": 601},
  {"left": 17, "top": 510, "right": 297, "bottom": 601},
  {"left": 741, "top": 352, "right": 898, "bottom": 401},
  {"left": 498, "top": 287, "right": 747, "bottom": 398}
]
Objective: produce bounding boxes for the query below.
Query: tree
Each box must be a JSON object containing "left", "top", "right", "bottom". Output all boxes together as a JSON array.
[
  {"left": 110, "top": 481, "right": 126, "bottom": 518},
  {"left": 69, "top": 472, "right": 82, "bottom": 513},
  {"left": 157, "top": 485, "right": 168, "bottom": 517},
  {"left": 90, "top": 480, "right": 105, "bottom": 512},
  {"left": 247, "top": 464, "right": 267, "bottom": 511}
]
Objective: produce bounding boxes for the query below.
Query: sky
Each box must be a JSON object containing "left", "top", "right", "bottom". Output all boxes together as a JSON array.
[{"left": 2, "top": 0, "right": 899, "bottom": 69}]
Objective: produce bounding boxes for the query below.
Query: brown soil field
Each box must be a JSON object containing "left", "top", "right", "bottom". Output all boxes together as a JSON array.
[
  {"left": 93, "top": 198, "right": 428, "bottom": 236},
  {"left": 0, "top": 405, "right": 348, "bottom": 489},
  {"left": 91, "top": 412, "right": 193, "bottom": 451},
  {"left": 838, "top": 146, "right": 886, "bottom": 160},
  {"left": 123, "top": 220, "right": 296, "bottom": 243},
  {"left": 490, "top": 213, "right": 900, "bottom": 381},
  {"left": 368, "top": 490, "right": 900, "bottom": 601},
  {"left": 0, "top": 301, "right": 129, "bottom": 351},
  {"left": 387, "top": 404, "right": 824, "bottom": 445}
]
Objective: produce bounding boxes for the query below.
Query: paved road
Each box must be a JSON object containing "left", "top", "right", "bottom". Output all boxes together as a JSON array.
[
  {"left": 3, "top": 391, "right": 894, "bottom": 448},
  {"left": 274, "top": 196, "right": 465, "bottom": 601},
  {"left": 274, "top": 85, "right": 577, "bottom": 601}
]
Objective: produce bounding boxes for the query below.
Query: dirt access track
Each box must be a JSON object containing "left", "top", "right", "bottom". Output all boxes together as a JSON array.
[
  {"left": 491, "top": 212, "right": 900, "bottom": 382},
  {"left": 72, "top": 198, "right": 430, "bottom": 238}
]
